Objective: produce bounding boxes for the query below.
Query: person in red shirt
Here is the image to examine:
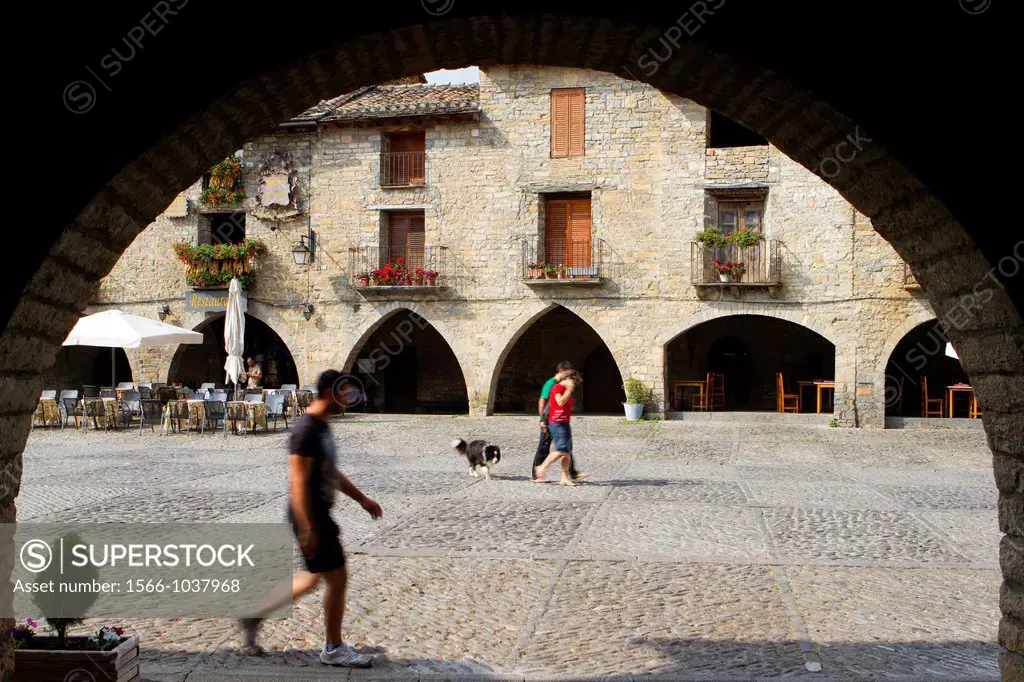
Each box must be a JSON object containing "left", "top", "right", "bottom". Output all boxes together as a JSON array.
[{"left": 533, "top": 371, "right": 582, "bottom": 486}]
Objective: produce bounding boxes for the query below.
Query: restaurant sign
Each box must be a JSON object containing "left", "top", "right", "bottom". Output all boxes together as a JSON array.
[{"left": 185, "top": 289, "right": 248, "bottom": 312}]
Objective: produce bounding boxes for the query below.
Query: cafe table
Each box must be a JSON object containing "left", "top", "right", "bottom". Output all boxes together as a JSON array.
[
  {"left": 81, "top": 396, "right": 119, "bottom": 430},
  {"left": 34, "top": 398, "right": 60, "bottom": 427},
  {"left": 162, "top": 399, "right": 206, "bottom": 434},
  {"left": 798, "top": 380, "right": 836, "bottom": 414},
  {"left": 672, "top": 379, "right": 707, "bottom": 411},
  {"left": 226, "top": 401, "right": 268, "bottom": 434},
  {"left": 947, "top": 383, "right": 975, "bottom": 419}
]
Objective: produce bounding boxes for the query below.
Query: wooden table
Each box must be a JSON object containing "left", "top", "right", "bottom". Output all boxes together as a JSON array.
[
  {"left": 797, "top": 381, "right": 836, "bottom": 414},
  {"left": 947, "top": 384, "right": 974, "bottom": 418},
  {"left": 672, "top": 380, "right": 707, "bottom": 411}
]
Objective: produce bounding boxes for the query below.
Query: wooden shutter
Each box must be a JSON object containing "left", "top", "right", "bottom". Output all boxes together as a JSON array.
[
  {"left": 387, "top": 211, "right": 425, "bottom": 268},
  {"left": 567, "top": 89, "right": 585, "bottom": 157},
  {"left": 567, "top": 198, "right": 592, "bottom": 267},
  {"left": 551, "top": 90, "right": 569, "bottom": 158},
  {"left": 544, "top": 200, "right": 569, "bottom": 265}
]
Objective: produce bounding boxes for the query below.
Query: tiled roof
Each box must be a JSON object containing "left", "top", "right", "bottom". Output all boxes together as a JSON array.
[{"left": 292, "top": 84, "right": 480, "bottom": 123}]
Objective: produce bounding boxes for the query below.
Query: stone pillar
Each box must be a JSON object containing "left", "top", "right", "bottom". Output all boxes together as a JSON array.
[
  {"left": 833, "top": 342, "right": 858, "bottom": 426},
  {"left": 1, "top": 412, "right": 30, "bottom": 681}
]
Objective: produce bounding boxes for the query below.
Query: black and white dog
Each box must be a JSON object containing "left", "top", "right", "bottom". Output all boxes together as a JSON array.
[{"left": 451, "top": 438, "right": 501, "bottom": 480}]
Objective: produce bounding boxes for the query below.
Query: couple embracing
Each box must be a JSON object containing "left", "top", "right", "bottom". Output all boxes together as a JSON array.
[{"left": 532, "top": 361, "right": 589, "bottom": 486}]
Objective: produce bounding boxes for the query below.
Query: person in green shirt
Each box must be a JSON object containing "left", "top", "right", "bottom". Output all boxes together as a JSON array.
[{"left": 532, "top": 361, "right": 587, "bottom": 482}]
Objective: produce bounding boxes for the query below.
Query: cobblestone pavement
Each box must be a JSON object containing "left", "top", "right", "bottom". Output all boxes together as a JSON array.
[{"left": 18, "top": 416, "right": 999, "bottom": 680}]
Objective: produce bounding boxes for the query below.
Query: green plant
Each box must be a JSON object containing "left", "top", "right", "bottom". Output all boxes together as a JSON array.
[
  {"left": 827, "top": 417, "right": 838, "bottom": 428},
  {"left": 31, "top": 532, "right": 100, "bottom": 648},
  {"left": 199, "top": 155, "right": 244, "bottom": 206},
  {"left": 541, "top": 264, "right": 559, "bottom": 275},
  {"left": 728, "top": 228, "right": 765, "bottom": 248},
  {"left": 694, "top": 225, "right": 729, "bottom": 248},
  {"left": 623, "top": 376, "right": 650, "bottom": 405},
  {"left": 173, "top": 238, "right": 268, "bottom": 290},
  {"left": 729, "top": 261, "right": 747, "bottom": 276}
]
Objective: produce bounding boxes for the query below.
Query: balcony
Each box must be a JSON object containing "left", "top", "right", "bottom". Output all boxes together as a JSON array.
[
  {"left": 691, "top": 239, "right": 782, "bottom": 298},
  {"left": 904, "top": 262, "right": 920, "bottom": 289},
  {"left": 349, "top": 245, "right": 449, "bottom": 295},
  {"left": 380, "top": 152, "right": 426, "bottom": 187},
  {"left": 521, "top": 237, "right": 607, "bottom": 284}
]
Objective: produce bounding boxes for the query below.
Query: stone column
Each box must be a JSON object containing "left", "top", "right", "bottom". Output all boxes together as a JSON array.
[
  {"left": 1, "top": 412, "right": 30, "bottom": 680},
  {"left": 833, "top": 342, "right": 858, "bottom": 426}
]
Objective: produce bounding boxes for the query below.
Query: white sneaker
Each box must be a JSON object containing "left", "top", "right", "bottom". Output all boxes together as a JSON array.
[{"left": 319, "top": 643, "right": 372, "bottom": 668}]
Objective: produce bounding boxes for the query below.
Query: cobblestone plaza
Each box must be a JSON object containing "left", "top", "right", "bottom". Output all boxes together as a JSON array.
[{"left": 19, "top": 417, "right": 998, "bottom": 680}]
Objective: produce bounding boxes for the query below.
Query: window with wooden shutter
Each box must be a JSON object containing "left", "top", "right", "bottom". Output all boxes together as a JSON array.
[
  {"left": 550, "top": 88, "right": 585, "bottom": 158},
  {"left": 544, "top": 196, "right": 592, "bottom": 267},
  {"left": 386, "top": 211, "right": 425, "bottom": 270},
  {"left": 381, "top": 132, "right": 426, "bottom": 186}
]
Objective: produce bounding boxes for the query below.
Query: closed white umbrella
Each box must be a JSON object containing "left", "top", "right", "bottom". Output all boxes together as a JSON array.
[
  {"left": 224, "top": 277, "right": 247, "bottom": 398},
  {"left": 945, "top": 342, "right": 959, "bottom": 360},
  {"left": 63, "top": 309, "right": 204, "bottom": 386}
]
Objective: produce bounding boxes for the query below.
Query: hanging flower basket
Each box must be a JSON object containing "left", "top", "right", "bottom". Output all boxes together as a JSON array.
[
  {"left": 199, "top": 156, "right": 245, "bottom": 207},
  {"left": 173, "top": 238, "right": 268, "bottom": 290}
]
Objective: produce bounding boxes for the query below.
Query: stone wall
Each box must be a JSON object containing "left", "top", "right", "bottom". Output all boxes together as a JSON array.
[{"left": 91, "top": 65, "right": 931, "bottom": 426}]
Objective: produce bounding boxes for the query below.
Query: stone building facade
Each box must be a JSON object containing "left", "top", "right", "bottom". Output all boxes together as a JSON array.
[{"left": 87, "top": 65, "right": 936, "bottom": 426}]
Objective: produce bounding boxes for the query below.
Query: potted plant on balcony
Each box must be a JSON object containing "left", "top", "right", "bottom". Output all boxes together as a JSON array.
[
  {"left": 526, "top": 262, "right": 542, "bottom": 279},
  {"left": 730, "top": 261, "right": 747, "bottom": 283},
  {"left": 622, "top": 376, "right": 650, "bottom": 421},
  {"left": 555, "top": 264, "right": 568, "bottom": 280},
  {"left": 694, "top": 225, "right": 729, "bottom": 249},
  {"left": 173, "top": 238, "right": 268, "bottom": 290},
  {"left": 355, "top": 271, "right": 371, "bottom": 287},
  {"left": 713, "top": 259, "right": 732, "bottom": 283},
  {"left": 726, "top": 228, "right": 765, "bottom": 249},
  {"left": 541, "top": 264, "right": 559, "bottom": 280},
  {"left": 414, "top": 268, "right": 426, "bottom": 286},
  {"left": 423, "top": 268, "right": 439, "bottom": 286}
]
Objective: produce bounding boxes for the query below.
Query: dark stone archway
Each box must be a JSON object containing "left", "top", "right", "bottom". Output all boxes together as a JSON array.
[{"left": 3, "top": 7, "right": 1021, "bottom": 677}]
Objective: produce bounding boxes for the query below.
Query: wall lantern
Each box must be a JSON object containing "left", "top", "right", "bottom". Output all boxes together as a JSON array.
[
  {"left": 157, "top": 304, "right": 170, "bottom": 321},
  {"left": 302, "top": 303, "right": 315, "bottom": 321},
  {"left": 292, "top": 229, "right": 317, "bottom": 265}
]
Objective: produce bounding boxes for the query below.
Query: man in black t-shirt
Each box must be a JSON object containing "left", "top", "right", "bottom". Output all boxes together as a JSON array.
[{"left": 239, "top": 370, "right": 382, "bottom": 668}]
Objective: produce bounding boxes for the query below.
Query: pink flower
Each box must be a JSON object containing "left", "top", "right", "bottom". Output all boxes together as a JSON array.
[{"left": 25, "top": 618, "right": 37, "bottom": 628}]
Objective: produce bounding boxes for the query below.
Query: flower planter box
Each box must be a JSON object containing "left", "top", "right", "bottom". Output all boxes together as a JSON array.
[{"left": 14, "top": 635, "right": 140, "bottom": 682}]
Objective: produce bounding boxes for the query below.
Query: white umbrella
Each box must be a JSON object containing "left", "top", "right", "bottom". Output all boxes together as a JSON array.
[
  {"left": 224, "top": 277, "right": 247, "bottom": 398},
  {"left": 63, "top": 309, "right": 203, "bottom": 386},
  {"left": 945, "top": 342, "right": 959, "bottom": 360}
]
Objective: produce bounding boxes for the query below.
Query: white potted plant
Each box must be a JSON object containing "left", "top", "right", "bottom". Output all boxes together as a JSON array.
[{"left": 622, "top": 376, "right": 649, "bottom": 421}]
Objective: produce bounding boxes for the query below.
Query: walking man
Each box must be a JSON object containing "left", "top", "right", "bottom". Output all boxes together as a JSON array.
[
  {"left": 534, "top": 369, "right": 584, "bottom": 486},
  {"left": 532, "top": 361, "right": 587, "bottom": 482},
  {"left": 240, "top": 369, "right": 383, "bottom": 667}
]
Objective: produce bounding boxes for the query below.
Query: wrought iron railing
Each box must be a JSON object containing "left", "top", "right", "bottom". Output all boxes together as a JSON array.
[
  {"left": 349, "top": 245, "right": 449, "bottom": 287},
  {"left": 521, "top": 236, "right": 606, "bottom": 280},
  {"left": 690, "top": 239, "right": 781, "bottom": 285},
  {"left": 903, "top": 262, "right": 920, "bottom": 288},
  {"left": 380, "top": 152, "right": 426, "bottom": 187}
]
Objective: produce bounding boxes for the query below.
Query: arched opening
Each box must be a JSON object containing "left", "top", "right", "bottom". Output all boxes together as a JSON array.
[
  {"left": 493, "top": 306, "right": 625, "bottom": 414},
  {"left": 666, "top": 315, "right": 835, "bottom": 412},
  {"left": 884, "top": 320, "right": 972, "bottom": 418},
  {"left": 167, "top": 314, "right": 298, "bottom": 389},
  {"left": 42, "top": 347, "right": 133, "bottom": 391},
  {"left": 349, "top": 310, "right": 468, "bottom": 414}
]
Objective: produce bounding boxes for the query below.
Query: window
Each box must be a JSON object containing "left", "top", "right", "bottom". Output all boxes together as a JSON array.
[
  {"left": 381, "top": 132, "right": 426, "bottom": 186},
  {"left": 717, "top": 200, "right": 763, "bottom": 234},
  {"left": 707, "top": 110, "right": 767, "bottom": 148},
  {"left": 544, "top": 195, "right": 591, "bottom": 267},
  {"left": 550, "top": 88, "right": 585, "bottom": 158},
  {"left": 201, "top": 213, "right": 245, "bottom": 245},
  {"left": 386, "top": 210, "right": 425, "bottom": 269}
]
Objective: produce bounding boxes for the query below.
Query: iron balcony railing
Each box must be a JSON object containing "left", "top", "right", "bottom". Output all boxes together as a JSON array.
[
  {"left": 521, "top": 236, "right": 606, "bottom": 280},
  {"left": 380, "top": 152, "right": 426, "bottom": 187},
  {"left": 349, "top": 245, "right": 449, "bottom": 287},
  {"left": 690, "top": 239, "right": 781, "bottom": 285}
]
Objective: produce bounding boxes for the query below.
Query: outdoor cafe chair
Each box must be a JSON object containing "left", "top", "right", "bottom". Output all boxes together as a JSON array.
[
  {"left": 200, "top": 382, "right": 216, "bottom": 391},
  {"left": 281, "top": 383, "right": 298, "bottom": 391},
  {"left": 83, "top": 384, "right": 100, "bottom": 398},
  {"left": 203, "top": 399, "right": 227, "bottom": 435},
  {"left": 189, "top": 391, "right": 208, "bottom": 401},
  {"left": 138, "top": 382, "right": 153, "bottom": 389},
  {"left": 266, "top": 392, "right": 288, "bottom": 431},
  {"left": 138, "top": 399, "right": 163, "bottom": 434},
  {"left": 166, "top": 400, "right": 198, "bottom": 435},
  {"left": 921, "top": 376, "right": 944, "bottom": 418},
  {"left": 41, "top": 389, "right": 57, "bottom": 400},
  {"left": 138, "top": 386, "right": 152, "bottom": 400},
  {"left": 117, "top": 381, "right": 135, "bottom": 390},
  {"left": 60, "top": 396, "right": 84, "bottom": 431},
  {"left": 244, "top": 392, "right": 264, "bottom": 403},
  {"left": 100, "top": 387, "right": 117, "bottom": 399},
  {"left": 119, "top": 391, "right": 141, "bottom": 427},
  {"left": 776, "top": 372, "right": 800, "bottom": 413}
]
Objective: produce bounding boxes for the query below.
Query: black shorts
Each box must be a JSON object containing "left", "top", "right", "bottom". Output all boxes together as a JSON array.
[{"left": 288, "top": 509, "right": 345, "bottom": 574}]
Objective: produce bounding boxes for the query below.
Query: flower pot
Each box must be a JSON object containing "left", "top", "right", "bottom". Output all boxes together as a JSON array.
[
  {"left": 732, "top": 272, "right": 743, "bottom": 283},
  {"left": 527, "top": 268, "right": 541, "bottom": 279},
  {"left": 623, "top": 403, "right": 644, "bottom": 421},
  {"left": 543, "top": 272, "right": 556, "bottom": 280},
  {"left": 718, "top": 273, "right": 729, "bottom": 283},
  {"left": 358, "top": 277, "right": 370, "bottom": 288},
  {"left": 556, "top": 271, "right": 567, "bottom": 280},
  {"left": 425, "top": 276, "right": 437, "bottom": 286},
  {"left": 14, "top": 635, "right": 140, "bottom": 682},
  {"left": 415, "top": 276, "right": 425, "bottom": 286}
]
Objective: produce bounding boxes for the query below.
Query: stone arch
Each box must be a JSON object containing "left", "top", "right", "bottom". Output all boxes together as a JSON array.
[
  {"left": 488, "top": 302, "right": 627, "bottom": 414},
  {"left": 342, "top": 306, "right": 471, "bottom": 414},
  {"left": 873, "top": 311, "right": 942, "bottom": 419},
  {"left": 3, "top": 11, "right": 1023, "bottom": 675},
  {"left": 658, "top": 305, "right": 841, "bottom": 348},
  {"left": 663, "top": 312, "right": 837, "bottom": 413}
]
